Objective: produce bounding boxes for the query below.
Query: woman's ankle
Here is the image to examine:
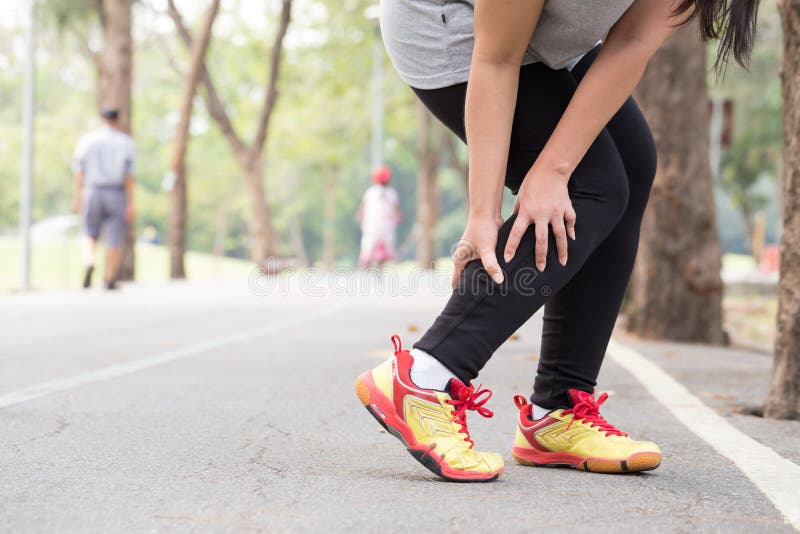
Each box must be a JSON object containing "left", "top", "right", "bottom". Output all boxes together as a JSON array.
[{"left": 409, "top": 348, "right": 457, "bottom": 391}]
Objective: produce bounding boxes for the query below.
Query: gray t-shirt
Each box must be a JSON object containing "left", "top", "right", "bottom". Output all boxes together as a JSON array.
[
  {"left": 380, "top": 0, "right": 634, "bottom": 89},
  {"left": 73, "top": 126, "right": 136, "bottom": 188}
]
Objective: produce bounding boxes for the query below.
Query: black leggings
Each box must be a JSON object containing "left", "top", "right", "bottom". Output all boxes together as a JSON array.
[{"left": 412, "top": 46, "right": 657, "bottom": 409}]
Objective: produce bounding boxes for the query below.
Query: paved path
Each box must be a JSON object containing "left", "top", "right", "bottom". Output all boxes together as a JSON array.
[{"left": 1, "top": 275, "right": 798, "bottom": 533}]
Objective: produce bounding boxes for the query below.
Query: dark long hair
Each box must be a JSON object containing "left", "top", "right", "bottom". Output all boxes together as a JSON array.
[{"left": 675, "top": 0, "right": 761, "bottom": 72}]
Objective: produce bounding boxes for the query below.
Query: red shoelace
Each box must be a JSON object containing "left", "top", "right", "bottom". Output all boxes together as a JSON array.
[
  {"left": 446, "top": 383, "right": 494, "bottom": 448},
  {"left": 563, "top": 391, "right": 628, "bottom": 437}
]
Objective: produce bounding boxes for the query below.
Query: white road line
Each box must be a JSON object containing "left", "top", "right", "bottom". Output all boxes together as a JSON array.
[
  {"left": 0, "top": 302, "right": 348, "bottom": 410},
  {"left": 608, "top": 339, "right": 800, "bottom": 531}
]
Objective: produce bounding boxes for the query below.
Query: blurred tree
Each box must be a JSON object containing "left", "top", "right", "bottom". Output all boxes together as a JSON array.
[
  {"left": 43, "top": 0, "right": 136, "bottom": 278},
  {"left": 710, "top": 1, "right": 783, "bottom": 254},
  {"left": 718, "top": 70, "right": 783, "bottom": 256},
  {"left": 629, "top": 25, "right": 725, "bottom": 343},
  {"left": 322, "top": 167, "right": 338, "bottom": 269},
  {"left": 719, "top": 133, "right": 774, "bottom": 256},
  {"left": 167, "top": 0, "right": 292, "bottom": 266},
  {"left": 168, "top": 0, "right": 220, "bottom": 279},
  {"left": 442, "top": 133, "right": 469, "bottom": 201},
  {"left": 416, "top": 101, "right": 441, "bottom": 269},
  {"left": 765, "top": 0, "right": 800, "bottom": 420},
  {"left": 99, "top": 0, "right": 136, "bottom": 280},
  {"left": 98, "top": 0, "right": 132, "bottom": 132},
  {"left": 1, "top": 0, "right": 466, "bottom": 276},
  {"left": 267, "top": 0, "right": 402, "bottom": 266},
  {"left": 41, "top": 0, "right": 99, "bottom": 52}
]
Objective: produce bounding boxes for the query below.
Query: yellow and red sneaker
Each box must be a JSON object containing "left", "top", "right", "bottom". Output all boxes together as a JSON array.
[
  {"left": 355, "top": 335, "right": 503, "bottom": 482},
  {"left": 511, "top": 390, "right": 661, "bottom": 473}
]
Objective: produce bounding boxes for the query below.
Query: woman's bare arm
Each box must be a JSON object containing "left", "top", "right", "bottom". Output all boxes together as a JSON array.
[
  {"left": 535, "top": 0, "right": 686, "bottom": 177},
  {"left": 466, "top": 0, "right": 545, "bottom": 218},
  {"left": 453, "top": 0, "right": 545, "bottom": 285},
  {"left": 504, "top": 0, "right": 690, "bottom": 266}
]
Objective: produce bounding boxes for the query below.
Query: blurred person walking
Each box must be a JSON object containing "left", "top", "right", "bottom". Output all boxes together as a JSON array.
[
  {"left": 73, "top": 109, "right": 136, "bottom": 290},
  {"left": 358, "top": 166, "right": 401, "bottom": 268}
]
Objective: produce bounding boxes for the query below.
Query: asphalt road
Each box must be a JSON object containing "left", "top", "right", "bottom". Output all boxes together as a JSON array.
[{"left": 1, "top": 274, "right": 797, "bottom": 533}]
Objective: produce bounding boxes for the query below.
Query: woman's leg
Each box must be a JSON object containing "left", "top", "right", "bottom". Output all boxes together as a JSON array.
[
  {"left": 533, "top": 48, "right": 658, "bottom": 408},
  {"left": 411, "top": 62, "right": 631, "bottom": 384}
]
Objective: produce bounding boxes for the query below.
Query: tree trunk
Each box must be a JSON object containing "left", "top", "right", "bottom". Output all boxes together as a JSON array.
[
  {"left": 276, "top": 174, "right": 309, "bottom": 267},
  {"left": 98, "top": 0, "right": 135, "bottom": 280},
  {"left": 169, "top": 152, "right": 188, "bottom": 279},
  {"left": 213, "top": 206, "right": 228, "bottom": 257},
  {"left": 416, "top": 101, "right": 441, "bottom": 269},
  {"left": 242, "top": 158, "right": 277, "bottom": 263},
  {"left": 287, "top": 216, "right": 309, "bottom": 268},
  {"left": 98, "top": 0, "right": 132, "bottom": 131},
  {"left": 443, "top": 133, "right": 469, "bottom": 201},
  {"left": 167, "top": 0, "right": 292, "bottom": 267},
  {"left": 628, "top": 25, "right": 725, "bottom": 343},
  {"left": 741, "top": 204, "right": 754, "bottom": 257},
  {"left": 764, "top": 0, "right": 800, "bottom": 420},
  {"left": 168, "top": 0, "right": 220, "bottom": 279},
  {"left": 322, "top": 170, "right": 336, "bottom": 269}
]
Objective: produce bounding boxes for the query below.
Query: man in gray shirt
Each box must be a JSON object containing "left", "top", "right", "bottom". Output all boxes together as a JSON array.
[{"left": 73, "top": 109, "right": 136, "bottom": 290}]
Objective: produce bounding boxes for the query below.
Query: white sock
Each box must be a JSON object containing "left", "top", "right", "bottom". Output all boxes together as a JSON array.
[
  {"left": 531, "top": 403, "right": 550, "bottom": 420},
  {"left": 409, "top": 348, "right": 457, "bottom": 391}
]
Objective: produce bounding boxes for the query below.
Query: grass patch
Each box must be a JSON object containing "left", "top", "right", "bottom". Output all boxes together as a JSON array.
[
  {"left": 722, "top": 253, "right": 757, "bottom": 272},
  {"left": 0, "top": 236, "right": 253, "bottom": 293},
  {"left": 723, "top": 293, "right": 777, "bottom": 351}
]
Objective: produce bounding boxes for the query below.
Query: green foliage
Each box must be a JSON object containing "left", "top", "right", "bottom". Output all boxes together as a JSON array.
[
  {"left": 709, "top": 0, "right": 783, "bottom": 252},
  {"left": 40, "top": 0, "right": 99, "bottom": 33},
  {"left": 0, "top": 0, "right": 785, "bottom": 290},
  {"left": 0, "top": 236, "right": 253, "bottom": 293},
  {"left": 0, "top": 12, "right": 96, "bottom": 234}
]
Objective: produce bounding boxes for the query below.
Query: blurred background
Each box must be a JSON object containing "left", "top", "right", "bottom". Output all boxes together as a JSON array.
[{"left": 0, "top": 1, "right": 796, "bottom": 413}]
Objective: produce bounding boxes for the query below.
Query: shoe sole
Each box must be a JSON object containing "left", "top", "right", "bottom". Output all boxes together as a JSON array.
[
  {"left": 511, "top": 446, "right": 661, "bottom": 473},
  {"left": 355, "top": 372, "right": 501, "bottom": 483}
]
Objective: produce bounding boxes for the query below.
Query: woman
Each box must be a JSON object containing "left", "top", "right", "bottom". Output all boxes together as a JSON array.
[{"left": 355, "top": 0, "right": 759, "bottom": 481}]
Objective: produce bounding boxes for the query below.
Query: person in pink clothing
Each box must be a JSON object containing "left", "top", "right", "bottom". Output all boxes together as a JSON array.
[{"left": 358, "top": 166, "right": 401, "bottom": 267}]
